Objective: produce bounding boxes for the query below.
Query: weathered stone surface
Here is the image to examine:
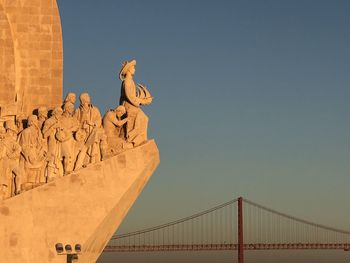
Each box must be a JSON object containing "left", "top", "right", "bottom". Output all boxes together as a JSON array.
[
  {"left": 0, "top": 0, "right": 63, "bottom": 120},
  {"left": 0, "top": 140, "right": 160, "bottom": 263}
]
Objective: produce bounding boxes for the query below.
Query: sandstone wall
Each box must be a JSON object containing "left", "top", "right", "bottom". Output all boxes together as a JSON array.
[{"left": 0, "top": 0, "right": 63, "bottom": 120}]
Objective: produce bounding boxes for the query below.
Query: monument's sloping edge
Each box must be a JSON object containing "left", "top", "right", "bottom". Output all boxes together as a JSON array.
[
  {"left": 81, "top": 162, "right": 157, "bottom": 263},
  {"left": 81, "top": 143, "right": 159, "bottom": 263},
  {"left": 0, "top": 140, "right": 159, "bottom": 263}
]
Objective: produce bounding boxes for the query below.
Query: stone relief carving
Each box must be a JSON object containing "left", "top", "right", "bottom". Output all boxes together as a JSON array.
[
  {"left": 43, "top": 107, "right": 64, "bottom": 181},
  {"left": 74, "top": 93, "right": 106, "bottom": 168},
  {"left": 60, "top": 102, "right": 79, "bottom": 174},
  {"left": 0, "top": 121, "right": 22, "bottom": 199},
  {"left": 0, "top": 59, "right": 153, "bottom": 199},
  {"left": 102, "top": 105, "right": 130, "bottom": 157},
  {"left": 18, "top": 115, "right": 47, "bottom": 191},
  {"left": 0, "top": 126, "right": 7, "bottom": 200}
]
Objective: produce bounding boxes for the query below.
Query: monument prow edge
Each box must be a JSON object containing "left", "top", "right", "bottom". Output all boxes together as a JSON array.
[{"left": 0, "top": 140, "right": 160, "bottom": 263}]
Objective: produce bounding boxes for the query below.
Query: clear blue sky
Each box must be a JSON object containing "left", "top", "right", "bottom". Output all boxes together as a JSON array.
[{"left": 57, "top": 1, "right": 350, "bottom": 262}]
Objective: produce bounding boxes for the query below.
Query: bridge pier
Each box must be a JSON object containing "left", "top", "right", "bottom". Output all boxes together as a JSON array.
[{"left": 238, "top": 197, "right": 244, "bottom": 263}]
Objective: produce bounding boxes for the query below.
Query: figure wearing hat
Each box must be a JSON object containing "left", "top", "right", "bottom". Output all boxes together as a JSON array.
[{"left": 119, "top": 59, "right": 153, "bottom": 147}]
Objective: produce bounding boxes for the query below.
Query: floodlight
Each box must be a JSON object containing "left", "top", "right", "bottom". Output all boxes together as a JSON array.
[
  {"left": 55, "top": 243, "right": 64, "bottom": 254},
  {"left": 65, "top": 244, "right": 72, "bottom": 253},
  {"left": 75, "top": 244, "right": 82, "bottom": 253}
]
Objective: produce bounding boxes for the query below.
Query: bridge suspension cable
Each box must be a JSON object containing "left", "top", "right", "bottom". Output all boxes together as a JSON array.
[
  {"left": 243, "top": 198, "right": 350, "bottom": 246},
  {"left": 105, "top": 197, "right": 350, "bottom": 261},
  {"left": 111, "top": 198, "right": 238, "bottom": 240}
]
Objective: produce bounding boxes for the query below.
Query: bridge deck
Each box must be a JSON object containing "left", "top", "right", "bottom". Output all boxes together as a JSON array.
[{"left": 104, "top": 243, "right": 350, "bottom": 252}]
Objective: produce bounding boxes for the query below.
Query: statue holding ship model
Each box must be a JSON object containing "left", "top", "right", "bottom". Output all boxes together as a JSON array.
[{"left": 119, "top": 59, "right": 153, "bottom": 147}]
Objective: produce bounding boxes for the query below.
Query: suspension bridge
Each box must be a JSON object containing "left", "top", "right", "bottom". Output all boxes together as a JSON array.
[{"left": 104, "top": 197, "right": 350, "bottom": 263}]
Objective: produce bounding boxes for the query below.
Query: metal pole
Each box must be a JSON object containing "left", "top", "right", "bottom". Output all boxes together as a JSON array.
[{"left": 238, "top": 197, "right": 244, "bottom": 263}]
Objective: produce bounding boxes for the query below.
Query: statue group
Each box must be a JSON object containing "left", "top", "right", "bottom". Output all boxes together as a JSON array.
[{"left": 0, "top": 60, "right": 153, "bottom": 200}]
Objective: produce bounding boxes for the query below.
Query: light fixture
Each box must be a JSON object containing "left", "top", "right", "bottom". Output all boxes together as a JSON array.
[
  {"left": 75, "top": 244, "right": 81, "bottom": 253},
  {"left": 55, "top": 243, "right": 82, "bottom": 262},
  {"left": 55, "top": 243, "right": 64, "bottom": 254},
  {"left": 65, "top": 244, "right": 72, "bottom": 253}
]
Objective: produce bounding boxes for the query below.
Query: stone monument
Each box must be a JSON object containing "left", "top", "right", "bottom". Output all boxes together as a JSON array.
[{"left": 0, "top": 1, "right": 159, "bottom": 262}]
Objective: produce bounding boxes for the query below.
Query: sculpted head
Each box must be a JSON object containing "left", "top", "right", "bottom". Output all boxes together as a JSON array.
[
  {"left": 119, "top": 60, "right": 136, "bottom": 80},
  {"left": 38, "top": 106, "right": 48, "bottom": 119},
  {"left": 16, "top": 114, "right": 24, "bottom": 126},
  {"left": 115, "top": 105, "right": 126, "bottom": 118},
  {"left": 79, "top": 93, "right": 91, "bottom": 107},
  {"left": 52, "top": 107, "right": 63, "bottom": 118},
  {"left": 27, "top": 115, "right": 38, "bottom": 128},
  {"left": 64, "top": 92, "right": 76, "bottom": 104},
  {"left": 63, "top": 102, "right": 74, "bottom": 116}
]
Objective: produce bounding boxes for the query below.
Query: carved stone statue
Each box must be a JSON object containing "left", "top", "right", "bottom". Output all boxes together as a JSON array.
[
  {"left": 42, "top": 107, "right": 63, "bottom": 181},
  {"left": 74, "top": 93, "right": 106, "bottom": 168},
  {"left": 102, "top": 105, "right": 130, "bottom": 157},
  {"left": 37, "top": 106, "right": 48, "bottom": 131},
  {"left": 0, "top": 121, "right": 22, "bottom": 197},
  {"left": 0, "top": 127, "right": 6, "bottom": 140},
  {"left": 18, "top": 115, "right": 47, "bottom": 191},
  {"left": 0, "top": 58, "right": 155, "bottom": 199},
  {"left": 119, "top": 60, "right": 153, "bottom": 147},
  {"left": 0, "top": 126, "right": 7, "bottom": 200},
  {"left": 59, "top": 102, "right": 79, "bottom": 174}
]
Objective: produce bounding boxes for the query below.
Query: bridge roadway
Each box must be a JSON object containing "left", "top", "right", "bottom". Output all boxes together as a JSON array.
[{"left": 104, "top": 243, "right": 350, "bottom": 252}]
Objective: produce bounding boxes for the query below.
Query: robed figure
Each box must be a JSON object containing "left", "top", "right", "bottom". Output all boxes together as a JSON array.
[{"left": 119, "top": 60, "right": 153, "bottom": 146}]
